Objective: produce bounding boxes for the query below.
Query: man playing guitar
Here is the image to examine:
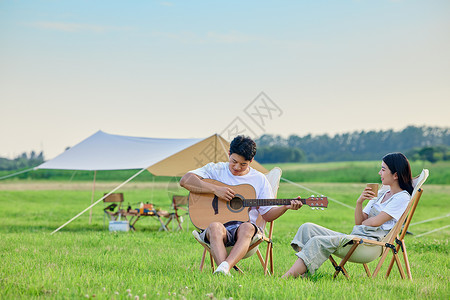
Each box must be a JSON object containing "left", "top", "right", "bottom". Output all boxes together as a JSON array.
[{"left": 180, "top": 135, "right": 303, "bottom": 275}]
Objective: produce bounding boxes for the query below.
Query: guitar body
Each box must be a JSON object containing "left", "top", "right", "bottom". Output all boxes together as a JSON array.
[{"left": 189, "top": 179, "right": 256, "bottom": 230}]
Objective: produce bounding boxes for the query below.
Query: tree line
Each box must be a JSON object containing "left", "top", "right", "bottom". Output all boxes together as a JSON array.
[
  {"left": 254, "top": 125, "right": 450, "bottom": 163},
  {"left": 0, "top": 151, "right": 44, "bottom": 171},
  {"left": 1, "top": 126, "right": 449, "bottom": 171}
]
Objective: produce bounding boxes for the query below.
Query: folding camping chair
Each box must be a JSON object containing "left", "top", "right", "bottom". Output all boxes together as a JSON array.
[
  {"left": 161, "top": 195, "right": 189, "bottom": 231},
  {"left": 329, "top": 169, "right": 429, "bottom": 280},
  {"left": 103, "top": 193, "right": 124, "bottom": 221},
  {"left": 192, "top": 167, "right": 282, "bottom": 275}
]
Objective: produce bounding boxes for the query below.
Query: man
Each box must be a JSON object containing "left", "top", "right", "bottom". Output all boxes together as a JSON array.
[{"left": 180, "top": 135, "right": 302, "bottom": 275}]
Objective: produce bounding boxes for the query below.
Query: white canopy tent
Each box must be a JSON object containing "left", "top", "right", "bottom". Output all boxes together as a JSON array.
[
  {"left": 38, "top": 130, "right": 268, "bottom": 234},
  {"left": 38, "top": 130, "right": 204, "bottom": 171}
]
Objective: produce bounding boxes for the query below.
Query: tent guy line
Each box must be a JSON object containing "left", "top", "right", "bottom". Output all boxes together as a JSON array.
[
  {"left": 415, "top": 225, "right": 450, "bottom": 238},
  {"left": 51, "top": 168, "right": 147, "bottom": 235},
  {"left": 410, "top": 212, "right": 450, "bottom": 226},
  {"left": 280, "top": 177, "right": 355, "bottom": 210},
  {"left": 0, "top": 167, "right": 35, "bottom": 180}
]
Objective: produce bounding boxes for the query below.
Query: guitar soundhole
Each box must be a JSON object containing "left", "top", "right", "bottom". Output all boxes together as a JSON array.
[{"left": 228, "top": 195, "right": 244, "bottom": 212}]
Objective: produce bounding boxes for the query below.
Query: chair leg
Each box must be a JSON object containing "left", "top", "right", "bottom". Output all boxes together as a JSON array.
[
  {"left": 363, "top": 263, "right": 371, "bottom": 277},
  {"left": 386, "top": 251, "right": 395, "bottom": 278},
  {"left": 329, "top": 256, "right": 349, "bottom": 279},
  {"left": 129, "top": 216, "right": 139, "bottom": 231},
  {"left": 385, "top": 240, "right": 411, "bottom": 280},
  {"left": 164, "top": 215, "right": 173, "bottom": 229},
  {"left": 256, "top": 249, "right": 266, "bottom": 273},
  {"left": 329, "top": 256, "right": 339, "bottom": 278},
  {"left": 401, "top": 241, "right": 412, "bottom": 280},
  {"left": 255, "top": 248, "right": 271, "bottom": 276},
  {"left": 393, "top": 252, "right": 406, "bottom": 279},
  {"left": 199, "top": 248, "right": 215, "bottom": 272},
  {"left": 175, "top": 214, "right": 183, "bottom": 231},
  {"left": 382, "top": 242, "right": 406, "bottom": 279},
  {"left": 262, "top": 241, "right": 273, "bottom": 276},
  {"left": 233, "top": 264, "right": 244, "bottom": 274},
  {"left": 268, "top": 242, "right": 274, "bottom": 276},
  {"left": 372, "top": 248, "right": 390, "bottom": 278},
  {"left": 209, "top": 252, "right": 215, "bottom": 272},
  {"left": 333, "top": 242, "right": 360, "bottom": 279},
  {"left": 156, "top": 215, "right": 168, "bottom": 231},
  {"left": 200, "top": 248, "right": 207, "bottom": 271}
]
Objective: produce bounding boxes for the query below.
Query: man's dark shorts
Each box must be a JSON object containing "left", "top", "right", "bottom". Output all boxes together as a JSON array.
[{"left": 199, "top": 221, "right": 262, "bottom": 247}]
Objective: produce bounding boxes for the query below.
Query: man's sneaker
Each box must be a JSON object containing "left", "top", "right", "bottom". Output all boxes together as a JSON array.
[{"left": 213, "top": 261, "right": 231, "bottom": 276}]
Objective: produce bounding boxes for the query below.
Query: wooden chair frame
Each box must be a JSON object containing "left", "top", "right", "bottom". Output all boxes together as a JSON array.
[
  {"left": 163, "top": 195, "right": 189, "bottom": 231},
  {"left": 195, "top": 220, "right": 275, "bottom": 275},
  {"left": 329, "top": 169, "right": 429, "bottom": 280},
  {"left": 192, "top": 167, "right": 282, "bottom": 276},
  {"left": 103, "top": 193, "right": 124, "bottom": 221}
]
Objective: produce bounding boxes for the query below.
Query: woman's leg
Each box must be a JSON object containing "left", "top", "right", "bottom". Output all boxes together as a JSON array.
[
  {"left": 295, "top": 234, "right": 345, "bottom": 276},
  {"left": 282, "top": 258, "right": 307, "bottom": 278},
  {"left": 285, "top": 223, "right": 346, "bottom": 278},
  {"left": 291, "top": 222, "right": 343, "bottom": 251}
]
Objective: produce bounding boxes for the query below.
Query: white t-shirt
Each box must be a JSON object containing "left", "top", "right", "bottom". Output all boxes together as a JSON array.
[
  {"left": 363, "top": 189, "right": 411, "bottom": 231},
  {"left": 189, "top": 162, "right": 275, "bottom": 224}
]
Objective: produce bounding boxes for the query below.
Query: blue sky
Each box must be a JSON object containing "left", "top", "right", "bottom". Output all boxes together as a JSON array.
[{"left": 1, "top": 0, "right": 449, "bottom": 159}]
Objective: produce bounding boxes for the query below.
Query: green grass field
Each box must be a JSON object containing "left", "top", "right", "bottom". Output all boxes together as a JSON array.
[
  {"left": 0, "top": 162, "right": 449, "bottom": 299},
  {"left": 3, "top": 159, "right": 449, "bottom": 185}
]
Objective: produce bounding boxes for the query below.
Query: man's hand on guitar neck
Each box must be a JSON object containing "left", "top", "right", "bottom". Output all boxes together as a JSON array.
[
  {"left": 262, "top": 196, "right": 303, "bottom": 222},
  {"left": 284, "top": 197, "right": 303, "bottom": 210}
]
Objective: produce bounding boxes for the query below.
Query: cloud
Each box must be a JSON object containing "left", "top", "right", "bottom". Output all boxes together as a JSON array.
[
  {"left": 30, "top": 22, "right": 132, "bottom": 33},
  {"left": 148, "top": 30, "right": 262, "bottom": 45},
  {"left": 149, "top": 30, "right": 205, "bottom": 43},
  {"left": 160, "top": 2, "right": 174, "bottom": 7},
  {"left": 206, "top": 31, "right": 258, "bottom": 44}
]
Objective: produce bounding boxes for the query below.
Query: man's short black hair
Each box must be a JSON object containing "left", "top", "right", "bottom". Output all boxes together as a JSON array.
[{"left": 229, "top": 135, "right": 257, "bottom": 161}]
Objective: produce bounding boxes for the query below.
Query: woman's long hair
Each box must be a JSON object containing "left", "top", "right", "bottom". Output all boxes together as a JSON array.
[{"left": 382, "top": 152, "right": 414, "bottom": 195}]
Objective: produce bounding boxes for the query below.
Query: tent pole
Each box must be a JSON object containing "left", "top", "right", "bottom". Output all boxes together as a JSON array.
[
  {"left": 51, "top": 168, "right": 147, "bottom": 235},
  {"left": 217, "top": 135, "right": 229, "bottom": 158},
  {"left": 88, "top": 170, "right": 97, "bottom": 225}
]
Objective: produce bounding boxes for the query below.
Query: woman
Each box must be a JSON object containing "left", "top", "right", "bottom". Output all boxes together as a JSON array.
[{"left": 282, "top": 152, "right": 413, "bottom": 278}]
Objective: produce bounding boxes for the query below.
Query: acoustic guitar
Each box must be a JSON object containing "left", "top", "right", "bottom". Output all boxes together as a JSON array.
[{"left": 188, "top": 179, "right": 328, "bottom": 230}]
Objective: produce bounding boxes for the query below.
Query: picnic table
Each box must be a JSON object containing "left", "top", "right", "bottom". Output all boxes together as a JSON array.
[{"left": 119, "top": 208, "right": 169, "bottom": 231}]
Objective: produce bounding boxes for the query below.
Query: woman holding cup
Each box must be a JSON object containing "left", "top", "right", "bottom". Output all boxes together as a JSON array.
[{"left": 282, "top": 152, "right": 414, "bottom": 278}]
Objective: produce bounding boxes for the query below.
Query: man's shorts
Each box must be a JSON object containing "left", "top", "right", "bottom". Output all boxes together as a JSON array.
[{"left": 199, "top": 221, "right": 262, "bottom": 247}]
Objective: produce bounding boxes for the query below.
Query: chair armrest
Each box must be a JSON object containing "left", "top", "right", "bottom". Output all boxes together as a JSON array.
[{"left": 353, "top": 237, "right": 387, "bottom": 246}]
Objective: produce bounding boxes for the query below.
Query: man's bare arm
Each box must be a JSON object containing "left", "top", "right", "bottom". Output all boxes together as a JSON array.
[{"left": 179, "top": 172, "right": 236, "bottom": 201}]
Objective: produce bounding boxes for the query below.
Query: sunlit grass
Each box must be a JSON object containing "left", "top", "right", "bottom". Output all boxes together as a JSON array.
[{"left": 1, "top": 175, "right": 449, "bottom": 299}]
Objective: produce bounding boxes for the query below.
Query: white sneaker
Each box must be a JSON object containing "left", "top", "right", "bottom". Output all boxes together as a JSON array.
[{"left": 214, "top": 261, "right": 231, "bottom": 276}]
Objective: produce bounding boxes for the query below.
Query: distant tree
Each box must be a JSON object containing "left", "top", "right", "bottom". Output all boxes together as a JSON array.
[
  {"left": 407, "top": 145, "right": 450, "bottom": 163},
  {"left": 256, "top": 125, "right": 450, "bottom": 163},
  {"left": 255, "top": 146, "right": 305, "bottom": 163},
  {"left": 0, "top": 151, "right": 45, "bottom": 171}
]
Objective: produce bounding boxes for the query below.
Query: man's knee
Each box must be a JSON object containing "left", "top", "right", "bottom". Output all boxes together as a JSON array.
[
  {"left": 236, "top": 222, "right": 256, "bottom": 239},
  {"left": 206, "top": 222, "right": 226, "bottom": 241}
]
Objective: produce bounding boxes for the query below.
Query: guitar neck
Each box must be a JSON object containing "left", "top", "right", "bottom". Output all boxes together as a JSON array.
[{"left": 243, "top": 198, "right": 306, "bottom": 207}]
